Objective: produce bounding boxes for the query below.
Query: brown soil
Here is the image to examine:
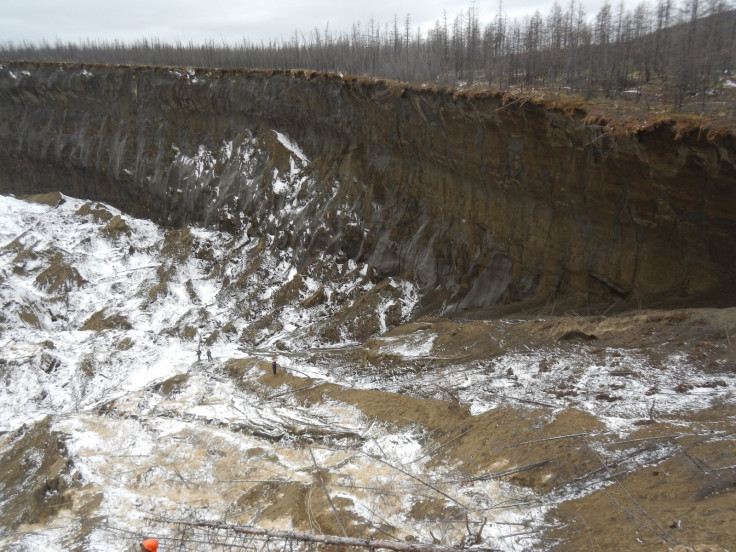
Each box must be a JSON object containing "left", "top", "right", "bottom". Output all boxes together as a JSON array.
[
  {"left": 102, "top": 214, "right": 131, "bottom": 238},
  {"left": 0, "top": 418, "right": 80, "bottom": 529},
  {"left": 20, "top": 191, "right": 65, "bottom": 207},
  {"left": 80, "top": 308, "right": 132, "bottom": 331},
  {"left": 549, "top": 415, "right": 736, "bottom": 551},
  {"left": 74, "top": 202, "right": 114, "bottom": 223},
  {"left": 238, "top": 307, "right": 736, "bottom": 551},
  {"left": 35, "top": 252, "right": 86, "bottom": 292}
]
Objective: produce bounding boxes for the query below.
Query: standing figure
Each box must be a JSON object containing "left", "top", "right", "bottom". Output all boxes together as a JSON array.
[
  {"left": 207, "top": 348, "right": 212, "bottom": 362},
  {"left": 196, "top": 348, "right": 201, "bottom": 361},
  {"left": 272, "top": 358, "right": 277, "bottom": 375}
]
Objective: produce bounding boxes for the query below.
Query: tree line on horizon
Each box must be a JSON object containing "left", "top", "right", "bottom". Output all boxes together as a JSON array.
[{"left": 2, "top": 0, "right": 735, "bottom": 111}]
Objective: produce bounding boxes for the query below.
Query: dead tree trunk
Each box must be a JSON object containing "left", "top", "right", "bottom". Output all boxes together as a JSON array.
[{"left": 159, "top": 520, "right": 503, "bottom": 552}]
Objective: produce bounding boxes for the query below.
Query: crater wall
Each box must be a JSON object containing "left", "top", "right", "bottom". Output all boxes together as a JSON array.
[{"left": 1, "top": 61, "right": 734, "bottom": 311}]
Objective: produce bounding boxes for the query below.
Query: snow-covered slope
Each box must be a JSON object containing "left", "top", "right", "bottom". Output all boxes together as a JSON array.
[{"left": 0, "top": 188, "right": 422, "bottom": 426}]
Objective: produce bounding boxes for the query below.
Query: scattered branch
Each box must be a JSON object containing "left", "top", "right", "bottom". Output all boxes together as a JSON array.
[
  {"left": 609, "top": 431, "right": 723, "bottom": 446},
  {"left": 171, "top": 464, "right": 190, "bottom": 487},
  {"left": 309, "top": 447, "right": 348, "bottom": 538},
  {"left": 577, "top": 514, "right": 595, "bottom": 552},
  {"left": 648, "top": 399, "right": 657, "bottom": 423},
  {"left": 491, "top": 394, "right": 557, "bottom": 408},
  {"left": 154, "top": 519, "right": 503, "bottom": 552},
  {"left": 362, "top": 451, "right": 467, "bottom": 509},
  {"left": 506, "top": 431, "right": 603, "bottom": 448},
  {"left": 587, "top": 444, "right": 680, "bottom": 546},
  {"left": 584, "top": 131, "right": 612, "bottom": 146},
  {"left": 462, "top": 459, "right": 553, "bottom": 482},
  {"left": 269, "top": 383, "right": 321, "bottom": 400},
  {"left": 414, "top": 428, "right": 471, "bottom": 464}
]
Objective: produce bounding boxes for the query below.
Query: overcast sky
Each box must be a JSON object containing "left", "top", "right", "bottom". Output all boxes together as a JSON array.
[{"left": 3, "top": 0, "right": 619, "bottom": 46}]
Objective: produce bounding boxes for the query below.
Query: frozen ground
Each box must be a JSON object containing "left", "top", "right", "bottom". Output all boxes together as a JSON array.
[{"left": 0, "top": 193, "right": 734, "bottom": 552}]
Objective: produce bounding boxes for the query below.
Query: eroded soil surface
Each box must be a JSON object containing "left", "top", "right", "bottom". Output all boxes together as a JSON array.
[
  {"left": 6, "top": 308, "right": 733, "bottom": 552},
  {"left": 1, "top": 194, "right": 734, "bottom": 552}
]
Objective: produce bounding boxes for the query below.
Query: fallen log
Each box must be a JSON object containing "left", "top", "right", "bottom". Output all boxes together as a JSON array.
[
  {"left": 462, "top": 459, "right": 553, "bottom": 482},
  {"left": 505, "top": 431, "right": 605, "bottom": 448},
  {"left": 362, "top": 452, "right": 467, "bottom": 509},
  {"left": 158, "top": 519, "right": 502, "bottom": 552}
]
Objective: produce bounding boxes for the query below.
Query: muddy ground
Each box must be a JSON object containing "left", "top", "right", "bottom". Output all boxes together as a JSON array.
[
  {"left": 3, "top": 305, "right": 735, "bottom": 552},
  {"left": 223, "top": 307, "right": 736, "bottom": 551}
]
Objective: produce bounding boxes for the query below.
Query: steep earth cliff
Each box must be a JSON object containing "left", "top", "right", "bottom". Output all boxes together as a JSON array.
[{"left": 1, "top": 61, "right": 735, "bottom": 317}]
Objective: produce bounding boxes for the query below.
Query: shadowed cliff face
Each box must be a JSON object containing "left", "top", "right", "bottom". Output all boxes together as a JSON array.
[{"left": 1, "top": 61, "right": 735, "bottom": 314}]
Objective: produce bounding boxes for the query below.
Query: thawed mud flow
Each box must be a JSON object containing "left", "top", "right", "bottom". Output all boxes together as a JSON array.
[{"left": 0, "top": 62, "right": 735, "bottom": 552}]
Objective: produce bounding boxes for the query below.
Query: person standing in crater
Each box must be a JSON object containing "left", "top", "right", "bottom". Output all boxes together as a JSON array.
[{"left": 272, "top": 358, "right": 277, "bottom": 375}]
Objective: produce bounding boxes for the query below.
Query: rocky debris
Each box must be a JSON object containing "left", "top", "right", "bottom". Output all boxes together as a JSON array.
[
  {"left": 21, "top": 192, "right": 65, "bottom": 207},
  {"left": 101, "top": 214, "right": 131, "bottom": 239}
]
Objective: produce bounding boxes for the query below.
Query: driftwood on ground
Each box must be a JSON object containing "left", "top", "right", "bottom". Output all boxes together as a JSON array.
[{"left": 159, "top": 519, "right": 503, "bottom": 552}]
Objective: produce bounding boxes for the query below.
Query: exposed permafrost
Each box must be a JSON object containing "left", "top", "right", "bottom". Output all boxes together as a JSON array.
[{"left": 1, "top": 62, "right": 735, "bottom": 315}]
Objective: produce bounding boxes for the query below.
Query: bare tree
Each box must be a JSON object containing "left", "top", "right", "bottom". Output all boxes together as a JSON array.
[{"left": 1, "top": 0, "right": 733, "bottom": 109}]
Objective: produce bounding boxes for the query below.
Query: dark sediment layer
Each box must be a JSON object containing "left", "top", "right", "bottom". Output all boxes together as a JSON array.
[{"left": 1, "top": 61, "right": 734, "bottom": 313}]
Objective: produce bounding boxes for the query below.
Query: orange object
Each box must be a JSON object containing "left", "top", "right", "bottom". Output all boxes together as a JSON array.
[{"left": 141, "top": 538, "right": 158, "bottom": 551}]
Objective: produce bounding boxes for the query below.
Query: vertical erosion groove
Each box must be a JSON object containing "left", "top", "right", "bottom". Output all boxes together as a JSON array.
[{"left": 0, "top": 61, "right": 734, "bottom": 311}]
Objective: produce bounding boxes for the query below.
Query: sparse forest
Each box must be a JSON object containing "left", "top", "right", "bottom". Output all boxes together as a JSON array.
[{"left": 2, "top": 0, "right": 736, "bottom": 115}]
